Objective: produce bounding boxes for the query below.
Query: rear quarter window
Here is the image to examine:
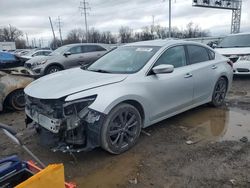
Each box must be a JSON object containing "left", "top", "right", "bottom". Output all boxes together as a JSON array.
[
  {"left": 187, "top": 45, "right": 210, "bottom": 64},
  {"left": 208, "top": 50, "right": 215, "bottom": 60}
]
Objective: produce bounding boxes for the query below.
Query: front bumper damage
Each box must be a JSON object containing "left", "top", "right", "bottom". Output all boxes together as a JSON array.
[{"left": 25, "top": 95, "right": 105, "bottom": 153}]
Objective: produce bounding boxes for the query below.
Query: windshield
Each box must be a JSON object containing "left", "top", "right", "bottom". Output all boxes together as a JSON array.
[
  {"left": 87, "top": 46, "right": 160, "bottom": 74},
  {"left": 49, "top": 45, "right": 70, "bottom": 56},
  {"left": 218, "top": 34, "right": 250, "bottom": 48}
]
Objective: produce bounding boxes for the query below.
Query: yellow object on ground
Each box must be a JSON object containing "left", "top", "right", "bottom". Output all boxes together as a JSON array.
[{"left": 16, "top": 164, "right": 65, "bottom": 188}]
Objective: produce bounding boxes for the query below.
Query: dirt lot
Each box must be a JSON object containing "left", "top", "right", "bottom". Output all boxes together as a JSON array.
[{"left": 1, "top": 76, "right": 250, "bottom": 188}]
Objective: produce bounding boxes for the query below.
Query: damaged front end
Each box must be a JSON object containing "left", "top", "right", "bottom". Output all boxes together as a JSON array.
[{"left": 25, "top": 95, "right": 105, "bottom": 153}]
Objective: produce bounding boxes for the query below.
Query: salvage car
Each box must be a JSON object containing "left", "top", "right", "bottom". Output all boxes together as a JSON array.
[
  {"left": 215, "top": 32, "right": 250, "bottom": 75},
  {"left": 21, "top": 49, "right": 52, "bottom": 60},
  {"left": 24, "top": 43, "right": 110, "bottom": 76},
  {"left": 0, "top": 67, "right": 34, "bottom": 111},
  {"left": 0, "top": 51, "right": 27, "bottom": 69},
  {"left": 24, "top": 40, "right": 233, "bottom": 154}
]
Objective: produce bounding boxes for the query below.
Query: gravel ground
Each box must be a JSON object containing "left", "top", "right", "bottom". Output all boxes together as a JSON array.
[{"left": 0, "top": 76, "right": 250, "bottom": 188}]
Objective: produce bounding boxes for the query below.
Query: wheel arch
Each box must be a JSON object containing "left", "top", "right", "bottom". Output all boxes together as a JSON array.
[
  {"left": 44, "top": 63, "right": 64, "bottom": 73},
  {"left": 118, "top": 99, "right": 145, "bottom": 125},
  {"left": 3, "top": 88, "right": 24, "bottom": 109}
]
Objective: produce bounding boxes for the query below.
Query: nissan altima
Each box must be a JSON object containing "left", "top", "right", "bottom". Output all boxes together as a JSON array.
[{"left": 24, "top": 40, "right": 233, "bottom": 154}]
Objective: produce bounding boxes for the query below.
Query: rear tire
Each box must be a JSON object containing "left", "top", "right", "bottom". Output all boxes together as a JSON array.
[
  {"left": 8, "top": 89, "right": 25, "bottom": 111},
  {"left": 101, "top": 103, "right": 142, "bottom": 154},
  {"left": 210, "top": 77, "right": 228, "bottom": 107},
  {"left": 45, "top": 65, "right": 62, "bottom": 75}
]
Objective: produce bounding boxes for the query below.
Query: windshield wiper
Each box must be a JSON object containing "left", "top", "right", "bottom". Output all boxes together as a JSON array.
[{"left": 88, "top": 69, "right": 111, "bottom": 73}]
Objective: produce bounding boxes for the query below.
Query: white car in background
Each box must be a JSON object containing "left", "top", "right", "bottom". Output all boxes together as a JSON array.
[
  {"left": 215, "top": 33, "right": 250, "bottom": 75},
  {"left": 21, "top": 49, "right": 52, "bottom": 60}
]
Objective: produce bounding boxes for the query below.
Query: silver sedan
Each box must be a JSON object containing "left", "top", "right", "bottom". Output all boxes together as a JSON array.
[{"left": 25, "top": 40, "right": 233, "bottom": 154}]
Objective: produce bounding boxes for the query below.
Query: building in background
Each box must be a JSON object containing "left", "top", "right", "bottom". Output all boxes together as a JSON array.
[{"left": 0, "top": 42, "right": 16, "bottom": 51}]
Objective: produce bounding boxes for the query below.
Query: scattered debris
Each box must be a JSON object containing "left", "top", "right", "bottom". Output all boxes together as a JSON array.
[
  {"left": 142, "top": 130, "right": 151, "bottom": 136},
  {"left": 186, "top": 140, "right": 195, "bottom": 145},
  {"left": 129, "top": 177, "right": 138, "bottom": 185},
  {"left": 240, "top": 137, "right": 248, "bottom": 143},
  {"left": 230, "top": 179, "right": 236, "bottom": 185}
]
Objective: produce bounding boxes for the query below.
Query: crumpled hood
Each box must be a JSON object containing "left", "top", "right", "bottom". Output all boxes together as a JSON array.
[
  {"left": 25, "top": 68, "right": 127, "bottom": 99},
  {"left": 215, "top": 47, "right": 250, "bottom": 56}
]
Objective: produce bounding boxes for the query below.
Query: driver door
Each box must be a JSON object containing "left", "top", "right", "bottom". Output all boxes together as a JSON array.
[
  {"left": 145, "top": 45, "right": 194, "bottom": 122},
  {"left": 63, "top": 45, "right": 83, "bottom": 69}
]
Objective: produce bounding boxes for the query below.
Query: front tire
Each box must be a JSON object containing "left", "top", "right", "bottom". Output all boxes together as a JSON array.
[
  {"left": 45, "top": 65, "right": 62, "bottom": 75},
  {"left": 101, "top": 103, "right": 142, "bottom": 154},
  {"left": 211, "top": 77, "right": 228, "bottom": 107}
]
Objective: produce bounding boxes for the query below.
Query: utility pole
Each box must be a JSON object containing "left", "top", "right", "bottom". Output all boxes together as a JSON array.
[
  {"left": 48, "top": 16, "right": 57, "bottom": 48},
  {"left": 57, "top": 16, "right": 63, "bottom": 45},
  {"left": 25, "top": 33, "right": 29, "bottom": 47},
  {"left": 152, "top": 15, "right": 155, "bottom": 39},
  {"left": 79, "top": 0, "right": 90, "bottom": 42},
  {"left": 169, "top": 0, "right": 171, "bottom": 38}
]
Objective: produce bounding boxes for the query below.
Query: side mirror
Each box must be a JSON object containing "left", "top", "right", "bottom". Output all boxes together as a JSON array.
[
  {"left": 152, "top": 64, "right": 174, "bottom": 74},
  {"left": 64, "top": 51, "right": 71, "bottom": 57},
  {"left": 212, "top": 43, "right": 217, "bottom": 48}
]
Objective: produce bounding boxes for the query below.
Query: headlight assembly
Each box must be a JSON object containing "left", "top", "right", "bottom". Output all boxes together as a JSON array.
[
  {"left": 36, "top": 60, "right": 47, "bottom": 66},
  {"left": 63, "top": 95, "right": 97, "bottom": 117},
  {"left": 239, "top": 55, "right": 250, "bottom": 61}
]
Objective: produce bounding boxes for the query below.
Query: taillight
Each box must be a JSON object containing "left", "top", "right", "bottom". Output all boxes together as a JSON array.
[{"left": 227, "top": 60, "right": 233, "bottom": 68}]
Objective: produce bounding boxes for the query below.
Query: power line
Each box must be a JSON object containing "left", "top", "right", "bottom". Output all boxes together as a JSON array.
[{"left": 79, "top": 0, "right": 91, "bottom": 42}]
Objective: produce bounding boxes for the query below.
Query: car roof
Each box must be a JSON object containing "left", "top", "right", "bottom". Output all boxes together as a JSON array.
[
  {"left": 61, "top": 43, "right": 111, "bottom": 50},
  {"left": 123, "top": 39, "right": 209, "bottom": 48},
  {"left": 227, "top": 32, "right": 250, "bottom": 36}
]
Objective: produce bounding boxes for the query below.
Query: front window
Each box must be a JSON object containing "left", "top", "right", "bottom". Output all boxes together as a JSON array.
[
  {"left": 49, "top": 46, "right": 70, "bottom": 56},
  {"left": 87, "top": 46, "right": 160, "bottom": 74},
  {"left": 154, "top": 46, "right": 186, "bottom": 68},
  {"left": 217, "top": 34, "right": 250, "bottom": 48},
  {"left": 24, "top": 49, "right": 37, "bottom": 56}
]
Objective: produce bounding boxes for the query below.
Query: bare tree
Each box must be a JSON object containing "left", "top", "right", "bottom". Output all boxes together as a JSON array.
[
  {"left": 119, "top": 26, "right": 133, "bottom": 43},
  {"left": 64, "top": 28, "right": 85, "bottom": 44},
  {"left": 100, "top": 31, "right": 116, "bottom": 44},
  {"left": 15, "top": 39, "right": 26, "bottom": 49},
  {"left": 0, "top": 25, "right": 23, "bottom": 42},
  {"left": 88, "top": 28, "right": 101, "bottom": 43},
  {"left": 184, "top": 22, "right": 210, "bottom": 38}
]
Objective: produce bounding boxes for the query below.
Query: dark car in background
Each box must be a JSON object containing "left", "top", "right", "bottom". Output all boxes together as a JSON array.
[
  {"left": 24, "top": 43, "right": 111, "bottom": 75},
  {"left": 0, "top": 51, "right": 27, "bottom": 69}
]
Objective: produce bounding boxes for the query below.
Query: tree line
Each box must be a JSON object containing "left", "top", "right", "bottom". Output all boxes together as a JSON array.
[{"left": 0, "top": 22, "right": 210, "bottom": 49}]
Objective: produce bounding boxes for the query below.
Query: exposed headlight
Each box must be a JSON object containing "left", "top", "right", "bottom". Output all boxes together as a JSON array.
[
  {"left": 63, "top": 95, "right": 97, "bottom": 117},
  {"left": 36, "top": 60, "right": 47, "bottom": 65},
  {"left": 239, "top": 55, "right": 250, "bottom": 61}
]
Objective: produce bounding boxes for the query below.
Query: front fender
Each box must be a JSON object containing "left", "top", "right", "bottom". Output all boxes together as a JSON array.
[{"left": 65, "top": 83, "right": 152, "bottom": 126}]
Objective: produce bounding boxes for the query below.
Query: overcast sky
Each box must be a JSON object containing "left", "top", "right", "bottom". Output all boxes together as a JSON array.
[{"left": 0, "top": 0, "right": 249, "bottom": 46}]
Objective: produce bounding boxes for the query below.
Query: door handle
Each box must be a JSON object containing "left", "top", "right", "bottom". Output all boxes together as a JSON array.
[
  {"left": 184, "top": 73, "right": 193, "bottom": 78},
  {"left": 212, "top": 65, "right": 218, "bottom": 69}
]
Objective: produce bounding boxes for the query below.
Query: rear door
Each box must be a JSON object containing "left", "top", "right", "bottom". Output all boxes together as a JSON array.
[
  {"left": 186, "top": 45, "right": 218, "bottom": 104},
  {"left": 81, "top": 45, "right": 107, "bottom": 65},
  {"left": 145, "top": 45, "right": 194, "bottom": 122}
]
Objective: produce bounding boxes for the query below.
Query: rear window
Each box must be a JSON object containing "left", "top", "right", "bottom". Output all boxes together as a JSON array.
[
  {"left": 83, "top": 45, "right": 106, "bottom": 53},
  {"left": 218, "top": 34, "right": 250, "bottom": 48},
  {"left": 187, "top": 45, "right": 210, "bottom": 64}
]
